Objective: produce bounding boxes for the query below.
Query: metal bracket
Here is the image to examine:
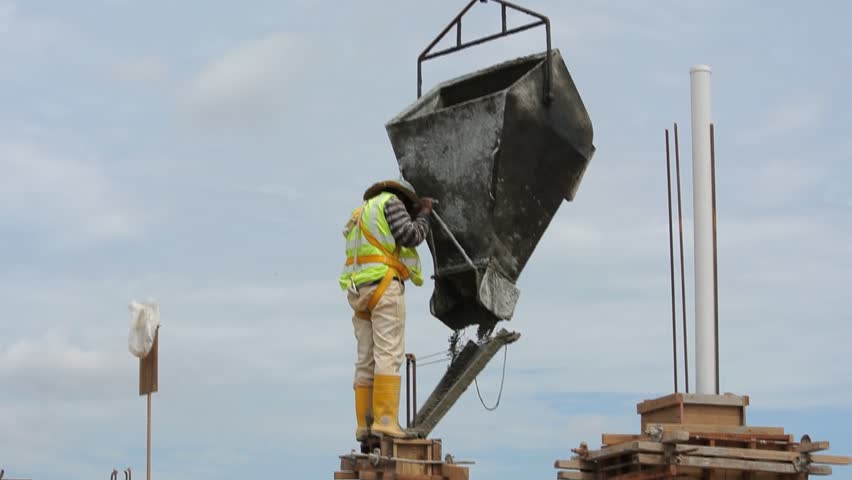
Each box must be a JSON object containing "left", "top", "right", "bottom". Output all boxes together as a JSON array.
[{"left": 417, "top": 0, "right": 552, "bottom": 103}]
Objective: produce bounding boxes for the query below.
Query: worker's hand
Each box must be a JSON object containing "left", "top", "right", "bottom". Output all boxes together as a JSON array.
[{"left": 419, "top": 197, "right": 434, "bottom": 215}]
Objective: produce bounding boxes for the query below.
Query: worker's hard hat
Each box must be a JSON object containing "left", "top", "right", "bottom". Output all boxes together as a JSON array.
[{"left": 363, "top": 177, "right": 420, "bottom": 205}]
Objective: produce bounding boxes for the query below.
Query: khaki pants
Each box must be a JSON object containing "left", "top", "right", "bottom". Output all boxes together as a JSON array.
[{"left": 349, "top": 280, "right": 406, "bottom": 387}]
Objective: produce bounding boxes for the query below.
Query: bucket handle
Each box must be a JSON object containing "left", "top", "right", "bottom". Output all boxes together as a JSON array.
[{"left": 417, "top": 0, "right": 552, "bottom": 104}]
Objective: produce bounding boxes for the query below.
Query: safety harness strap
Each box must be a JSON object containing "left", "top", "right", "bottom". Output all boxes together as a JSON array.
[{"left": 350, "top": 208, "right": 409, "bottom": 320}]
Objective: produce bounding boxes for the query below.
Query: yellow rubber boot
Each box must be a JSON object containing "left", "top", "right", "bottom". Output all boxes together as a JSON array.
[
  {"left": 355, "top": 384, "right": 373, "bottom": 441},
  {"left": 370, "top": 374, "right": 408, "bottom": 438}
]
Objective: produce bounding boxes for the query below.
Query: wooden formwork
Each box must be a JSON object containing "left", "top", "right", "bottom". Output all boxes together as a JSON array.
[
  {"left": 554, "top": 394, "right": 851, "bottom": 480},
  {"left": 335, "top": 437, "right": 470, "bottom": 480}
]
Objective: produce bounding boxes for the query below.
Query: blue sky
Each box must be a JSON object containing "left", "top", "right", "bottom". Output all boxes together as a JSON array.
[{"left": 1, "top": 1, "right": 851, "bottom": 478}]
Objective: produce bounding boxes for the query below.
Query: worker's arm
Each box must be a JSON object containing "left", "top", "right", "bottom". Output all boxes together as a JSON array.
[{"left": 385, "top": 196, "right": 431, "bottom": 247}]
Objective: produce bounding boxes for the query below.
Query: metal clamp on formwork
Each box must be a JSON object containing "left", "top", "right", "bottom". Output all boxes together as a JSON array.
[{"left": 417, "top": 0, "right": 553, "bottom": 104}]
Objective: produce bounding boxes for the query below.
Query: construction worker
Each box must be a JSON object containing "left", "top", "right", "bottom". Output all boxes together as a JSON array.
[{"left": 340, "top": 177, "right": 433, "bottom": 440}]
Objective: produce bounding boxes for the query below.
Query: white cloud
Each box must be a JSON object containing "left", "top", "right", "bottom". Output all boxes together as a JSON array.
[
  {"left": 0, "top": 139, "right": 142, "bottom": 243},
  {"left": 182, "top": 33, "right": 304, "bottom": 126},
  {"left": 0, "top": 0, "right": 65, "bottom": 58},
  {"left": 176, "top": 281, "right": 333, "bottom": 308},
  {"left": 112, "top": 56, "right": 168, "bottom": 84},
  {"left": 737, "top": 96, "right": 824, "bottom": 145},
  {"left": 0, "top": 333, "right": 130, "bottom": 404}
]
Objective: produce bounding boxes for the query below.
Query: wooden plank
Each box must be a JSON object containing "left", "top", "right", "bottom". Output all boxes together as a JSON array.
[
  {"left": 637, "top": 393, "right": 684, "bottom": 414},
  {"left": 586, "top": 441, "right": 645, "bottom": 460},
  {"left": 441, "top": 464, "right": 468, "bottom": 480},
  {"left": 808, "top": 464, "right": 833, "bottom": 476},
  {"left": 557, "top": 471, "right": 597, "bottom": 480},
  {"left": 642, "top": 406, "right": 683, "bottom": 427},
  {"left": 394, "top": 442, "right": 430, "bottom": 475},
  {"left": 810, "top": 453, "right": 852, "bottom": 465},
  {"left": 688, "top": 431, "right": 791, "bottom": 443},
  {"left": 554, "top": 458, "right": 597, "bottom": 471},
  {"left": 675, "top": 444, "right": 798, "bottom": 462},
  {"left": 636, "top": 453, "right": 798, "bottom": 474},
  {"left": 795, "top": 441, "right": 829, "bottom": 453},
  {"left": 334, "top": 471, "right": 358, "bottom": 479},
  {"left": 603, "top": 434, "right": 648, "bottom": 446},
  {"left": 661, "top": 431, "right": 691, "bottom": 444},
  {"left": 393, "top": 473, "right": 444, "bottom": 480},
  {"left": 682, "top": 405, "right": 743, "bottom": 427},
  {"left": 431, "top": 439, "right": 442, "bottom": 462},
  {"left": 139, "top": 329, "right": 159, "bottom": 395},
  {"left": 610, "top": 466, "right": 677, "bottom": 480},
  {"left": 637, "top": 394, "right": 747, "bottom": 414},
  {"left": 681, "top": 394, "right": 749, "bottom": 408},
  {"left": 646, "top": 424, "right": 785, "bottom": 436}
]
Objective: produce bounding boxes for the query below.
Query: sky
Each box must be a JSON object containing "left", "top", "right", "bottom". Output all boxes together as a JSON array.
[{"left": 1, "top": 0, "right": 851, "bottom": 478}]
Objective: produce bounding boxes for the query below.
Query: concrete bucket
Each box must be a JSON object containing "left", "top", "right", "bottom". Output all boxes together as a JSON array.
[{"left": 386, "top": 49, "right": 595, "bottom": 331}]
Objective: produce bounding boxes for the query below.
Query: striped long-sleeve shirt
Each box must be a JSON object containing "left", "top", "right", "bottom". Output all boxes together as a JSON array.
[{"left": 384, "top": 195, "right": 431, "bottom": 247}]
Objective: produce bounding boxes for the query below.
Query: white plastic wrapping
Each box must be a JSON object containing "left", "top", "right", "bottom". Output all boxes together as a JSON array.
[{"left": 128, "top": 300, "right": 160, "bottom": 359}]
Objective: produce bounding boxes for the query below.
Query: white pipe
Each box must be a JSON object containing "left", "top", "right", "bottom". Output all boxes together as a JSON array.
[{"left": 689, "top": 65, "right": 716, "bottom": 395}]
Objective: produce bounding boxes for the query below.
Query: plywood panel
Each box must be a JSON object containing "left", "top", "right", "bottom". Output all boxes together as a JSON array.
[{"left": 139, "top": 329, "right": 159, "bottom": 396}]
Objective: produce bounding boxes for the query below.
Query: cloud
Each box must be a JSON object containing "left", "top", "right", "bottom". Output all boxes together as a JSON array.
[
  {"left": 181, "top": 33, "right": 304, "bottom": 127},
  {"left": 175, "top": 281, "right": 333, "bottom": 308},
  {"left": 0, "top": 0, "right": 65, "bottom": 58},
  {"left": 0, "top": 334, "right": 127, "bottom": 398},
  {"left": 0, "top": 139, "right": 142, "bottom": 244},
  {"left": 737, "top": 96, "right": 824, "bottom": 145},
  {"left": 112, "top": 56, "right": 168, "bottom": 84}
]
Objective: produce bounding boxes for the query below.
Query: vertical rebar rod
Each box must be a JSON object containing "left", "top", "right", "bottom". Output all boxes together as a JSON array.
[
  {"left": 412, "top": 356, "right": 418, "bottom": 427},
  {"left": 146, "top": 392, "right": 151, "bottom": 480},
  {"left": 665, "top": 129, "right": 679, "bottom": 393},
  {"left": 406, "top": 357, "right": 412, "bottom": 428},
  {"left": 710, "top": 123, "right": 720, "bottom": 394},
  {"left": 674, "top": 123, "right": 690, "bottom": 393}
]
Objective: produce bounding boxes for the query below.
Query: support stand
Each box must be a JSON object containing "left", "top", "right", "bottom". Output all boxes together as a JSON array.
[
  {"left": 336, "top": 436, "right": 471, "bottom": 480},
  {"left": 554, "top": 393, "right": 851, "bottom": 480},
  {"left": 139, "top": 327, "right": 159, "bottom": 480}
]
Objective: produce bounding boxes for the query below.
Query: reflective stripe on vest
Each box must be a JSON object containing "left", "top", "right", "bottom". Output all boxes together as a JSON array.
[{"left": 339, "top": 192, "right": 424, "bottom": 291}]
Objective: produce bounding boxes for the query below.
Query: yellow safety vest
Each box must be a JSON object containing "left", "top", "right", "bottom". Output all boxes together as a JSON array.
[{"left": 339, "top": 192, "right": 424, "bottom": 317}]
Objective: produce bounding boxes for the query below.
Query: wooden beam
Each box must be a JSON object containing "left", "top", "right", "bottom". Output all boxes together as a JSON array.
[
  {"left": 660, "top": 431, "right": 691, "bottom": 444},
  {"left": 646, "top": 423, "right": 785, "bottom": 436},
  {"left": 333, "top": 472, "right": 358, "bottom": 480},
  {"left": 810, "top": 454, "right": 852, "bottom": 465},
  {"left": 796, "top": 441, "right": 829, "bottom": 453},
  {"left": 609, "top": 466, "right": 677, "bottom": 480},
  {"left": 390, "top": 473, "right": 444, "bottom": 480},
  {"left": 441, "top": 464, "right": 469, "bottom": 480},
  {"left": 557, "top": 472, "right": 598, "bottom": 480},
  {"left": 603, "top": 434, "right": 647, "bottom": 446},
  {"left": 688, "top": 431, "right": 792, "bottom": 443},
  {"left": 637, "top": 394, "right": 747, "bottom": 414},
  {"left": 680, "top": 445, "right": 797, "bottom": 462},
  {"left": 808, "top": 464, "right": 834, "bottom": 476},
  {"left": 554, "top": 458, "right": 597, "bottom": 471},
  {"left": 636, "top": 453, "right": 794, "bottom": 474},
  {"left": 586, "top": 441, "right": 645, "bottom": 460},
  {"left": 637, "top": 393, "right": 683, "bottom": 414}
]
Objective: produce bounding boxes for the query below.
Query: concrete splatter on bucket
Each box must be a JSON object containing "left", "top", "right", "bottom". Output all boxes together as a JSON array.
[{"left": 386, "top": 50, "right": 595, "bottom": 331}]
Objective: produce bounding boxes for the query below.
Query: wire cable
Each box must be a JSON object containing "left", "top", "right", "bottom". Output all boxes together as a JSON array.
[{"left": 473, "top": 345, "right": 508, "bottom": 411}]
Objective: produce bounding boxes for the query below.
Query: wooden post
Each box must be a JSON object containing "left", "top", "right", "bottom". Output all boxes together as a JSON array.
[
  {"left": 139, "top": 327, "right": 159, "bottom": 480},
  {"left": 146, "top": 392, "right": 152, "bottom": 480}
]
